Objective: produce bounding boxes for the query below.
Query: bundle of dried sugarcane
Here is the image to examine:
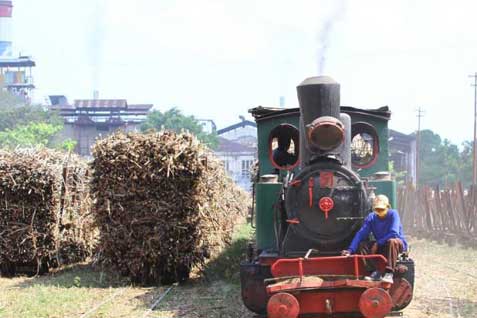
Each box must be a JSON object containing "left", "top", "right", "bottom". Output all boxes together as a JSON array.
[
  {"left": 0, "top": 148, "right": 96, "bottom": 275},
  {"left": 91, "top": 131, "right": 249, "bottom": 285}
]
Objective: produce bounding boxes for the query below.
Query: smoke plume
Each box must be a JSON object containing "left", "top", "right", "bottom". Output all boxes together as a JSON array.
[
  {"left": 89, "top": 1, "right": 106, "bottom": 98},
  {"left": 317, "top": 0, "right": 347, "bottom": 75}
]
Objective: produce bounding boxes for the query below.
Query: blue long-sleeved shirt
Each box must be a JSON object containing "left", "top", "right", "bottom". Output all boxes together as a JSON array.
[{"left": 348, "top": 209, "right": 408, "bottom": 253}]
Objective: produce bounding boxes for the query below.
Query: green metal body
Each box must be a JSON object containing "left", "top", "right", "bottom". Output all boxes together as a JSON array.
[
  {"left": 255, "top": 181, "right": 283, "bottom": 251},
  {"left": 369, "top": 180, "right": 397, "bottom": 210},
  {"left": 256, "top": 115, "right": 300, "bottom": 176},
  {"left": 252, "top": 107, "right": 395, "bottom": 252}
]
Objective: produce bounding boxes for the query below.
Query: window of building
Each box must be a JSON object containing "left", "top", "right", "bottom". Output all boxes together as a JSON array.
[
  {"left": 221, "top": 160, "right": 230, "bottom": 173},
  {"left": 241, "top": 160, "right": 253, "bottom": 178}
]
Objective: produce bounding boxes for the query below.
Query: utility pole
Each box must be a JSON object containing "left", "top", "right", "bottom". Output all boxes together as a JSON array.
[
  {"left": 415, "top": 107, "right": 425, "bottom": 188},
  {"left": 469, "top": 73, "right": 477, "bottom": 186}
]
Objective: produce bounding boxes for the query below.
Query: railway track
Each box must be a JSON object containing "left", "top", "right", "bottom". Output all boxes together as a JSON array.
[
  {"left": 79, "top": 287, "right": 129, "bottom": 318},
  {"left": 141, "top": 283, "right": 178, "bottom": 318}
]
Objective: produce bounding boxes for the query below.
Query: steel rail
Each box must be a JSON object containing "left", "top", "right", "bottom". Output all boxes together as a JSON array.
[
  {"left": 141, "top": 283, "right": 178, "bottom": 318},
  {"left": 79, "top": 287, "right": 128, "bottom": 318}
]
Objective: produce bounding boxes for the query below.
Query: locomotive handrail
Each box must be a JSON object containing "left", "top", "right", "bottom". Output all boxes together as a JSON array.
[{"left": 271, "top": 254, "right": 388, "bottom": 280}]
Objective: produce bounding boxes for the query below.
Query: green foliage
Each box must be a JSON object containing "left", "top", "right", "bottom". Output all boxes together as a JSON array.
[
  {"left": 417, "top": 129, "right": 472, "bottom": 187},
  {"left": 60, "top": 139, "right": 78, "bottom": 152},
  {"left": 204, "top": 223, "right": 253, "bottom": 282},
  {"left": 0, "top": 99, "right": 61, "bottom": 131},
  {"left": 389, "top": 160, "right": 407, "bottom": 185},
  {"left": 0, "top": 122, "right": 63, "bottom": 149},
  {"left": 0, "top": 91, "right": 65, "bottom": 149},
  {"left": 73, "top": 276, "right": 81, "bottom": 288},
  {"left": 141, "top": 108, "right": 218, "bottom": 148},
  {"left": 458, "top": 141, "right": 473, "bottom": 186}
]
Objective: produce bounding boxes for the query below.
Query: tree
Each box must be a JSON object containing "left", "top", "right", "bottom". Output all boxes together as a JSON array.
[
  {"left": 141, "top": 108, "right": 218, "bottom": 148},
  {"left": 0, "top": 91, "right": 67, "bottom": 150},
  {"left": 0, "top": 104, "right": 61, "bottom": 131},
  {"left": 459, "top": 141, "right": 473, "bottom": 186},
  {"left": 0, "top": 122, "right": 63, "bottom": 149},
  {"left": 417, "top": 129, "right": 469, "bottom": 186}
]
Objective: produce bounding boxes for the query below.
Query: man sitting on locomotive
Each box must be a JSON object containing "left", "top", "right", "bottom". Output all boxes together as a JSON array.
[
  {"left": 272, "top": 133, "right": 297, "bottom": 167},
  {"left": 341, "top": 194, "right": 408, "bottom": 284}
]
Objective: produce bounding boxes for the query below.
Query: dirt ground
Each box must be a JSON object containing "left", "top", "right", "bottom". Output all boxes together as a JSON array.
[{"left": 1, "top": 236, "right": 476, "bottom": 318}]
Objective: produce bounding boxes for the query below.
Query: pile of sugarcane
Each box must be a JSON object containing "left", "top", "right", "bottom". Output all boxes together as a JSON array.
[
  {"left": 0, "top": 149, "right": 96, "bottom": 275},
  {"left": 91, "top": 131, "right": 249, "bottom": 285}
]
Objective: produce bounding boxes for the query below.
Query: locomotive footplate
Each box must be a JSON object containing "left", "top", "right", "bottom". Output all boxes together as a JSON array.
[
  {"left": 266, "top": 275, "right": 391, "bottom": 294},
  {"left": 264, "top": 255, "right": 398, "bottom": 318}
]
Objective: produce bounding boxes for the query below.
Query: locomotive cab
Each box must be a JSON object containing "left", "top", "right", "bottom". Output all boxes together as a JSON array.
[{"left": 241, "top": 76, "right": 414, "bottom": 318}]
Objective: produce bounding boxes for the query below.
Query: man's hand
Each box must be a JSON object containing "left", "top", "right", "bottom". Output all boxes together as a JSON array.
[
  {"left": 341, "top": 249, "right": 351, "bottom": 257},
  {"left": 370, "top": 242, "right": 378, "bottom": 254}
]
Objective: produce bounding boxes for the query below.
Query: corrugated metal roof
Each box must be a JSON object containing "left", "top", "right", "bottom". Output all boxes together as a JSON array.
[
  {"left": 217, "top": 120, "right": 256, "bottom": 135},
  {"left": 390, "top": 129, "right": 415, "bottom": 142},
  {"left": 249, "top": 106, "right": 391, "bottom": 121},
  {"left": 0, "top": 57, "right": 36, "bottom": 67},
  {"left": 49, "top": 95, "right": 69, "bottom": 106},
  {"left": 74, "top": 99, "right": 128, "bottom": 109},
  {"left": 128, "top": 104, "right": 153, "bottom": 110}
]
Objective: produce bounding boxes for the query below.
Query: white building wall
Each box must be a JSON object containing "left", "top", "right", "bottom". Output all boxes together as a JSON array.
[
  {"left": 217, "top": 122, "right": 258, "bottom": 191},
  {"left": 216, "top": 152, "right": 256, "bottom": 191},
  {"left": 220, "top": 126, "right": 257, "bottom": 142}
]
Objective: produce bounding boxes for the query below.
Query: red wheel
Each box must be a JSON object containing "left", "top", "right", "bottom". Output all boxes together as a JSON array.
[
  {"left": 359, "top": 288, "right": 393, "bottom": 318},
  {"left": 267, "top": 292, "right": 300, "bottom": 318},
  {"left": 389, "top": 278, "right": 413, "bottom": 308}
]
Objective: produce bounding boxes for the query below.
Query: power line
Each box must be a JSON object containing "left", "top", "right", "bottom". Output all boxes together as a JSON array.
[
  {"left": 469, "top": 73, "right": 477, "bottom": 186},
  {"left": 416, "top": 107, "right": 425, "bottom": 188}
]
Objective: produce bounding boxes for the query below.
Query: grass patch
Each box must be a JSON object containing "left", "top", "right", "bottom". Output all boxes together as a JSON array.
[
  {"left": 0, "top": 224, "right": 256, "bottom": 318},
  {"left": 152, "top": 281, "right": 251, "bottom": 318},
  {"left": 0, "top": 265, "right": 132, "bottom": 318},
  {"left": 203, "top": 223, "right": 254, "bottom": 282}
]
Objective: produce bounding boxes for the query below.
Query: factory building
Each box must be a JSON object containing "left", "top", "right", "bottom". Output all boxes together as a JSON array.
[
  {"left": 0, "top": 1, "right": 35, "bottom": 103},
  {"left": 215, "top": 118, "right": 258, "bottom": 191},
  {"left": 50, "top": 97, "right": 153, "bottom": 156},
  {"left": 389, "top": 129, "right": 417, "bottom": 184}
]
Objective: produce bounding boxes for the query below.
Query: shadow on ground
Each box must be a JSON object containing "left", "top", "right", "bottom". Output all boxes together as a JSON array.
[
  {"left": 11, "top": 263, "right": 127, "bottom": 289},
  {"left": 135, "top": 234, "right": 254, "bottom": 317}
]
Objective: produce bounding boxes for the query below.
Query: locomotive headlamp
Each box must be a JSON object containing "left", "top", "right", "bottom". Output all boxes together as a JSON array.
[{"left": 307, "top": 116, "right": 345, "bottom": 151}]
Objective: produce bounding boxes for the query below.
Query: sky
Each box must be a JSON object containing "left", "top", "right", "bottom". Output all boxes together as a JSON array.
[{"left": 10, "top": 0, "right": 477, "bottom": 144}]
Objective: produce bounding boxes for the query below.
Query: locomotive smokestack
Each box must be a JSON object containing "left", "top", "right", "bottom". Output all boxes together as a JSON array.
[
  {"left": 297, "top": 76, "right": 344, "bottom": 152},
  {"left": 297, "top": 76, "right": 340, "bottom": 120}
]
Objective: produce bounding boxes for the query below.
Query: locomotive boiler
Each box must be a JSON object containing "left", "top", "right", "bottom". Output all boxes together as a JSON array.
[{"left": 241, "top": 76, "right": 414, "bottom": 318}]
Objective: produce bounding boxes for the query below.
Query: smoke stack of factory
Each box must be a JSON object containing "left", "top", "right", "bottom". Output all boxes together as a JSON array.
[
  {"left": 0, "top": 1, "right": 37, "bottom": 102},
  {"left": 0, "top": 1, "right": 13, "bottom": 57}
]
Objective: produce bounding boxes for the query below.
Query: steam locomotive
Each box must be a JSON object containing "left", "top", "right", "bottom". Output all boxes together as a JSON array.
[{"left": 241, "top": 76, "right": 414, "bottom": 318}]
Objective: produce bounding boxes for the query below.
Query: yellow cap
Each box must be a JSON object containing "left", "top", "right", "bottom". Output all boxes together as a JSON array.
[{"left": 373, "top": 195, "right": 390, "bottom": 210}]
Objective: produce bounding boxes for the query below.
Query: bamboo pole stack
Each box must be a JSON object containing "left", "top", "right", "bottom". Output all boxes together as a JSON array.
[
  {"left": 398, "top": 183, "right": 477, "bottom": 247},
  {"left": 91, "top": 131, "right": 249, "bottom": 285},
  {"left": 0, "top": 149, "right": 96, "bottom": 275}
]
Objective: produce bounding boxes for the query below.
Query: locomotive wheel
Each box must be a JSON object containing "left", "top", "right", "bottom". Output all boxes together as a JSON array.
[
  {"left": 267, "top": 292, "right": 300, "bottom": 318},
  {"left": 390, "top": 278, "right": 413, "bottom": 310},
  {"left": 359, "top": 288, "right": 393, "bottom": 318}
]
